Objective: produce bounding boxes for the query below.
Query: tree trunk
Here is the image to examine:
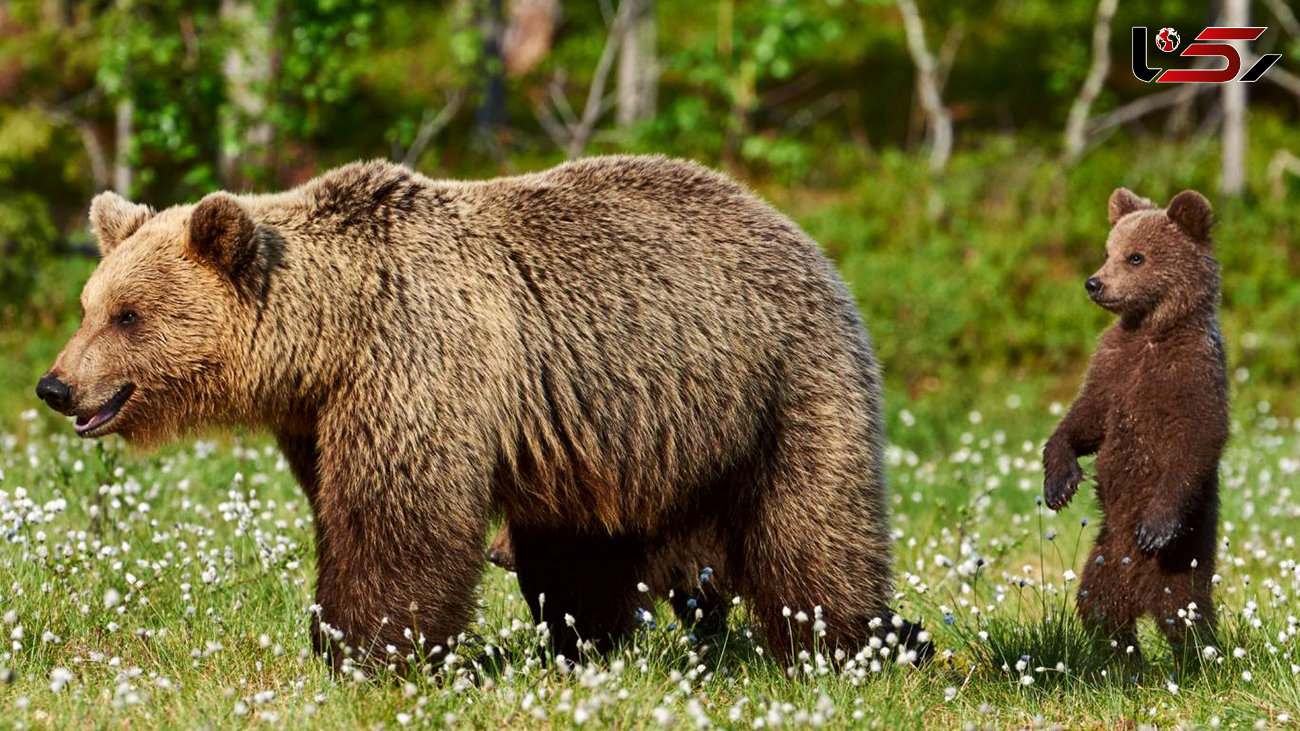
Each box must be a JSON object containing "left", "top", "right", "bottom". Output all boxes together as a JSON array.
[
  {"left": 42, "top": 0, "right": 70, "bottom": 27},
  {"left": 113, "top": 96, "right": 133, "bottom": 195},
  {"left": 504, "top": 0, "right": 559, "bottom": 77},
  {"left": 1062, "top": 0, "right": 1119, "bottom": 163},
  {"left": 1221, "top": 0, "right": 1248, "bottom": 195},
  {"left": 564, "top": 0, "right": 630, "bottom": 157},
  {"left": 218, "top": 0, "right": 275, "bottom": 187},
  {"left": 896, "top": 0, "right": 951, "bottom": 174},
  {"left": 616, "top": 0, "right": 656, "bottom": 126},
  {"left": 476, "top": 0, "right": 509, "bottom": 140}
]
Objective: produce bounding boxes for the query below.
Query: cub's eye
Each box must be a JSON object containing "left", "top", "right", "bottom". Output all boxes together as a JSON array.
[
  {"left": 1127, "top": 253, "right": 1145, "bottom": 266},
  {"left": 113, "top": 309, "right": 139, "bottom": 328}
]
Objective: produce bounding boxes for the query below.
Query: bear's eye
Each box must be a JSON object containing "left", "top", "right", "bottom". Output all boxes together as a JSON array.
[
  {"left": 1127, "top": 253, "right": 1145, "bottom": 266},
  {"left": 113, "top": 309, "right": 139, "bottom": 328}
]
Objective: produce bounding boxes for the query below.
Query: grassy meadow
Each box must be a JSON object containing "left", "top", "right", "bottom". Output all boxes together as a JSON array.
[{"left": 0, "top": 380, "right": 1297, "bottom": 728}]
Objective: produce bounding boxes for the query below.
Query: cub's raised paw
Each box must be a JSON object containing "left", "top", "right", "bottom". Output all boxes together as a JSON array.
[
  {"left": 1043, "top": 461, "right": 1083, "bottom": 511},
  {"left": 1136, "top": 518, "right": 1181, "bottom": 554}
]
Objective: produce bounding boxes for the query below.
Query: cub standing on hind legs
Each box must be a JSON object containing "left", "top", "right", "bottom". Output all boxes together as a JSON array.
[{"left": 1043, "top": 188, "right": 1228, "bottom": 663}]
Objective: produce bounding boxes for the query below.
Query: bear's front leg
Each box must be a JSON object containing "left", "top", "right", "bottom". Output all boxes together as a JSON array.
[
  {"left": 309, "top": 411, "right": 493, "bottom": 675},
  {"left": 311, "top": 497, "right": 490, "bottom": 674},
  {"left": 1042, "top": 438, "right": 1084, "bottom": 511},
  {"left": 1042, "top": 380, "right": 1106, "bottom": 511}
]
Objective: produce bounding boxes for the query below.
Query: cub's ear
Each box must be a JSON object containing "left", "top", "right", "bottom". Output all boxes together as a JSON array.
[
  {"left": 1108, "top": 188, "right": 1154, "bottom": 225},
  {"left": 89, "top": 191, "right": 153, "bottom": 256},
  {"left": 1166, "top": 190, "right": 1213, "bottom": 241},
  {"left": 188, "top": 193, "right": 257, "bottom": 276}
]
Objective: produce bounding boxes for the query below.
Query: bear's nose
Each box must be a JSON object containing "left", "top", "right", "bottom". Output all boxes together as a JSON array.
[
  {"left": 35, "top": 373, "right": 74, "bottom": 414},
  {"left": 1085, "top": 277, "right": 1104, "bottom": 296}
]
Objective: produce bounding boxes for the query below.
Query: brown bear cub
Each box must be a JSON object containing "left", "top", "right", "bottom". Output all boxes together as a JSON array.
[
  {"left": 1044, "top": 188, "right": 1228, "bottom": 661},
  {"left": 37, "top": 156, "right": 917, "bottom": 672}
]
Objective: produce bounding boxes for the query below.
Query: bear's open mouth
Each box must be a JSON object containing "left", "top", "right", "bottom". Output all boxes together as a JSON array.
[{"left": 74, "top": 384, "right": 135, "bottom": 436}]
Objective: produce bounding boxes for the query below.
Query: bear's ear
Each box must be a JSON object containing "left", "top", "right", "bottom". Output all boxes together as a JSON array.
[
  {"left": 89, "top": 191, "right": 153, "bottom": 256},
  {"left": 188, "top": 193, "right": 257, "bottom": 277},
  {"left": 1108, "top": 188, "right": 1154, "bottom": 225},
  {"left": 1166, "top": 190, "right": 1213, "bottom": 241}
]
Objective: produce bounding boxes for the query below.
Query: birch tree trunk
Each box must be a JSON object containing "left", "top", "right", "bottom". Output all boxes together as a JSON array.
[
  {"left": 1221, "top": 0, "right": 1248, "bottom": 196},
  {"left": 219, "top": 0, "right": 276, "bottom": 186},
  {"left": 113, "top": 96, "right": 133, "bottom": 195},
  {"left": 616, "top": 0, "right": 656, "bottom": 127},
  {"left": 896, "top": 0, "right": 951, "bottom": 174},
  {"left": 1062, "top": 0, "right": 1119, "bottom": 163}
]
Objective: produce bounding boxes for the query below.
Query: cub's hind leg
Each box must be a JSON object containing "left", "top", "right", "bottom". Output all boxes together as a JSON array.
[{"left": 511, "top": 527, "right": 644, "bottom": 659}]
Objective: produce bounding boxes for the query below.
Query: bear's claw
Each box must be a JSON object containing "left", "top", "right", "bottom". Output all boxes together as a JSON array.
[
  {"left": 1135, "top": 519, "right": 1181, "bottom": 554},
  {"left": 1043, "top": 461, "right": 1083, "bottom": 511}
]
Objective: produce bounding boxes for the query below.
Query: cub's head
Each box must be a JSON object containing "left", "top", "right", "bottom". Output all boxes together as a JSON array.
[
  {"left": 1085, "top": 188, "right": 1219, "bottom": 328},
  {"left": 36, "top": 191, "right": 262, "bottom": 445}
]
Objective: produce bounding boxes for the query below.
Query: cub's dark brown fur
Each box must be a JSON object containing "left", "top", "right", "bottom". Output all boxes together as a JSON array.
[
  {"left": 41, "top": 156, "right": 906, "bottom": 670},
  {"left": 1044, "top": 188, "right": 1228, "bottom": 659},
  {"left": 487, "top": 523, "right": 732, "bottom": 635}
]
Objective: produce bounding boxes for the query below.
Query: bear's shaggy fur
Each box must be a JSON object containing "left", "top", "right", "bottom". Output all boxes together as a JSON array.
[
  {"left": 43, "top": 156, "right": 904, "bottom": 669},
  {"left": 1044, "top": 188, "right": 1228, "bottom": 660}
]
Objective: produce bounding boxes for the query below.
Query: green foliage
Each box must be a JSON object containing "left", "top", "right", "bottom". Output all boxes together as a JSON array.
[
  {"left": 0, "top": 107, "right": 88, "bottom": 315},
  {"left": 276, "top": 0, "right": 376, "bottom": 135}
]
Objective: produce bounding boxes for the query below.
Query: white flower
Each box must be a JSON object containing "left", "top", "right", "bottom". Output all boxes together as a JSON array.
[{"left": 49, "top": 667, "right": 72, "bottom": 693}]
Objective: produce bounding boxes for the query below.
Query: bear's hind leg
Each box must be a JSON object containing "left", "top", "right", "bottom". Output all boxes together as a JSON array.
[
  {"left": 732, "top": 417, "right": 895, "bottom": 664},
  {"left": 1077, "top": 534, "right": 1143, "bottom": 666},
  {"left": 511, "top": 527, "right": 644, "bottom": 659},
  {"left": 669, "top": 582, "right": 730, "bottom": 637},
  {"left": 1152, "top": 547, "right": 1217, "bottom": 668}
]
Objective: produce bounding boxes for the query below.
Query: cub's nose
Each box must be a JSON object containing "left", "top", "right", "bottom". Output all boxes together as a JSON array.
[
  {"left": 1085, "top": 277, "right": 1104, "bottom": 297},
  {"left": 35, "top": 373, "right": 74, "bottom": 414}
]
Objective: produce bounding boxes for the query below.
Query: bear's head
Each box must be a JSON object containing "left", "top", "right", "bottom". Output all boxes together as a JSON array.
[
  {"left": 1085, "top": 188, "right": 1218, "bottom": 330},
  {"left": 36, "top": 191, "right": 264, "bottom": 445}
]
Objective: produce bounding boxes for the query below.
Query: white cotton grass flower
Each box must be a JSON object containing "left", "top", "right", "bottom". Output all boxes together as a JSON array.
[{"left": 49, "top": 667, "right": 73, "bottom": 693}]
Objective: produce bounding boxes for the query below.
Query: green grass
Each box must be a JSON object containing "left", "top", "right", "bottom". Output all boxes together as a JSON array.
[{"left": 0, "top": 384, "right": 1297, "bottom": 729}]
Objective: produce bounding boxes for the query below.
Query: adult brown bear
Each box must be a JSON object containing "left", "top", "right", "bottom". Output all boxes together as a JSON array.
[{"left": 37, "top": 156, "right": 909, "bottom": 670}]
